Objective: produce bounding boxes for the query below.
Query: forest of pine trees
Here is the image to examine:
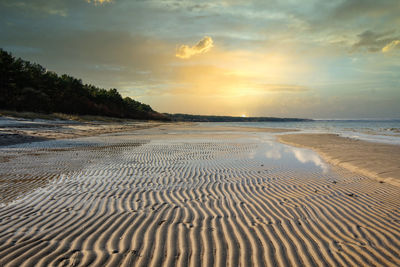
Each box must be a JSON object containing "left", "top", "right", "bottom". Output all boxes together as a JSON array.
[{"left": 0, "top": 49, "right": 168, "bottom": 120}]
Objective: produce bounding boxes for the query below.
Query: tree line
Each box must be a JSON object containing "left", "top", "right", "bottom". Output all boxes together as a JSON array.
[
  {"left": 166, "top": 113, "right": 311, "bottom": 122},
  {"left": 0, "top": 49, "right": 168, "bottom": 120}
]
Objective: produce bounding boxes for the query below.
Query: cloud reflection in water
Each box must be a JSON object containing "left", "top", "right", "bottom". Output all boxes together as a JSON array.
[{"left": 263, "top": 140, "right": 328, "bottom": 173}]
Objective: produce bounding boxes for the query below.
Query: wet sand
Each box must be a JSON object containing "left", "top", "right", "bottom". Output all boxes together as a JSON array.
[
  {"left": 279, "top": 133, "right": 400, "bottom": 187},
  {"left": 0, "top": 116, "right": 293, "bottom": 147},
  {"left": 0, "top": 116, "right": 166, "bottom": 146},
  {"left": 0, "top": 125, "right": 399, "bottom": 266}
]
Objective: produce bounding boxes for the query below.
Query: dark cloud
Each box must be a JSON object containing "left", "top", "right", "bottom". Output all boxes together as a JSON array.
[
  {"left": 2, "top": 28, "right": 167, "bottom": 64},
  {"left": 333, "top": 0, "right": 399, "bottom": 20},
  {"left": 0, "top": 0, "right": 76, "bottom": 17},
  {"left": 352, "top": 30, "right": 399, "bottom": 52},
  {"left": 186, "top": 4, "right": 211, "bottom": 12},
  {"left": 0, "top": 24, "right": 176, "bottom": 90}
]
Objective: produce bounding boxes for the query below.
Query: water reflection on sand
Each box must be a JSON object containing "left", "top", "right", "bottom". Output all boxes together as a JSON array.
[{"left": 250, "top": 136, "right": 328, "bottom": 173}]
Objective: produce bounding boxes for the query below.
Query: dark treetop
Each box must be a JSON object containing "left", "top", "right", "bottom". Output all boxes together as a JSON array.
[{"left": 0, "top": 49, "right": 168, "bottom": 120}]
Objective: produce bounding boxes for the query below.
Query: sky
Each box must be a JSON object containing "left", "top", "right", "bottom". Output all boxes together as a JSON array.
[{"left": 1, "top": 0, "right": 399, "bottom": 118}]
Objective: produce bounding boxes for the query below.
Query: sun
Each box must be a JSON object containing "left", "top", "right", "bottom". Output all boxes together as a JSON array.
[{"left": 241, "top": 114, "right": 247, "bottom": 118}]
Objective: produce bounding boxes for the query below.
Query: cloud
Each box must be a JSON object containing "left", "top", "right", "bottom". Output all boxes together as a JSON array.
[
  {"left": 352, "top": 30, "right": 399, "bottom": 52},
  {"left": 287, "top": 147, "right": 328, "bottom": 173},
  {"left": 1, "top": 0, "right": 68, "bottom": 16},
  {"left": 264, "top": 142, "right": 282, "bottom": 160},
  {"left": 382, "top": 40, "right": 400, "bottom": 52},
  {"left": 176, "top": 36, "right": 214, "bottom": 59},
  {"left": 259, "top": 84, "right": 308, "bottom": 92},
  {"left": 86, "top": 0, "right": 113, "bottom": 5},
  {"left": 1, "top": 27, "right": 175, "bottom": 92},
  {"left": 332, "top": 0, "right": 397, "bottom": 20}
]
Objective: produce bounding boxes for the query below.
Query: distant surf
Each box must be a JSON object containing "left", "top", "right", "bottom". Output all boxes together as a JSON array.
[{"left": 204, "top": 119, "right": 400, "bottom": 145}]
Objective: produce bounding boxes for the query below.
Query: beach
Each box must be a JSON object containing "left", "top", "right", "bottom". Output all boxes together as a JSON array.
[
  {"left": 278, "top": 133, "right": 400, "bottom": 187},
  {"left": 0, "top": 115, "right": 167, "bottom": 146},
  {"left": 0, "top": 123, "right": 399, "bottom": 266}
]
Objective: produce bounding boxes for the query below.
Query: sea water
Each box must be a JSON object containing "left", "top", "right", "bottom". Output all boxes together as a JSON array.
[{"left": 203, "top": 120, "right": 400, "bottom": 145}]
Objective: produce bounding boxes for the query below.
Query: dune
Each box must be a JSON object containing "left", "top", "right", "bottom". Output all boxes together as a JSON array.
[{"left": 0, "top": 125, "right": 399, "bottom": 266}]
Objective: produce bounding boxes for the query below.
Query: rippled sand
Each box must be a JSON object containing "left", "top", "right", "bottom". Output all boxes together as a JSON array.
[{"left": 0, "top": 125, "right": 399, "bottom": 266}]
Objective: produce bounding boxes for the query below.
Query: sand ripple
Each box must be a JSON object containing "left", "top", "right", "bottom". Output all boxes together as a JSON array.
[{"left": 0, "top": 135, "right": 399, "bottom": 266}]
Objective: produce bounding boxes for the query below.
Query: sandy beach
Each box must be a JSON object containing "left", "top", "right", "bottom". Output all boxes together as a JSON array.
[
  {"left": 279, "top": 133, "right": 400, "bottom": 187},
  {"left": 0, "top": 123, "right": 399, "bottom": 266},
  {"left": 0, "top": 116, "right": 167, "bottom": 146}
]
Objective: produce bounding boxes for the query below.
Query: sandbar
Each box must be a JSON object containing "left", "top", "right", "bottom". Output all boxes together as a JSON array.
[{"left": 279, "top": 133, "right": 400, "bottom": 187}]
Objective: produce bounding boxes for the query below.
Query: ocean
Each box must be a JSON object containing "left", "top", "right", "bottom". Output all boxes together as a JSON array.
[{"left": 202, "top": 119, "right": 400, "bottom": 145}]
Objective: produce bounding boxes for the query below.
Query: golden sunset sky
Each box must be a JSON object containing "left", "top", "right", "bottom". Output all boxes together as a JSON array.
[{"left": 1, "top": 0, "right": 399, "bottom": 118}]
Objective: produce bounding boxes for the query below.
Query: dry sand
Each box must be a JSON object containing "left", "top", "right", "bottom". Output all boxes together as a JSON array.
[
  {"left": 0, "top": 124, "right": 399, "bottom": 266},
  {"left": 279, "top": 133, "right": 400, "bottom": 187}
]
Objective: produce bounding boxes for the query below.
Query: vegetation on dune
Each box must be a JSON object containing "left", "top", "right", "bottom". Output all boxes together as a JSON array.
[{"left": 0, "top": 49, "right": 168, "bottom": 120}]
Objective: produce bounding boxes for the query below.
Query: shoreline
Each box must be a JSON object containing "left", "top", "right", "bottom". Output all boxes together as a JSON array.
[
  {"left": 0, "top": 116, "right": 170, "bottom": 147},
  {"left": 2, "top": 115, "right": 399, "bottom": 188},
  {"left": 0, "top": 114, "right": 298, "bottom": 147},
  {"left": 278, "top": 133, "right": 400, "bottom": 187}
]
